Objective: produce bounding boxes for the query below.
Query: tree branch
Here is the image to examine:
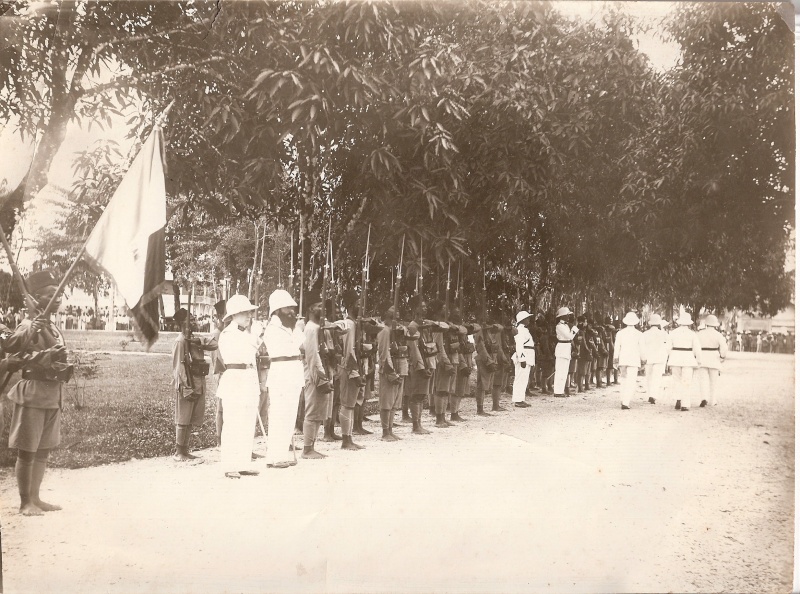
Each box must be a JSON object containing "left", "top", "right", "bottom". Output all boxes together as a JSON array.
[{"left": 76, "top": 56, "right": 228, "bottom": 98}]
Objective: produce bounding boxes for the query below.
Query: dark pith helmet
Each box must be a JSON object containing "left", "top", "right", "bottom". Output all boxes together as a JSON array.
[{"left": 26, "top": 269, "right": 58, "bottom": 296}]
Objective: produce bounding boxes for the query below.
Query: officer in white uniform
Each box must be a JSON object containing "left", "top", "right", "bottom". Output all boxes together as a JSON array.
[
  {"left": 512, "top": 311, "right": 535, "bottom": 408},
  {"left": 612, "top": 312, "right": 644, "bottom": 410},
  {"left": 263, "top": 290, "right": 305, "bottom": 469},
  {"left": 217, "top": 295, "right": 261, "bottom": 478},
  {"left": 553, "top": 307, "right": 577, "bottom": 397},
  {"left": 641, "top": 313, "right": 671, "bottom": 405},
  {"left": 667, "top": 311, "right": 702, "bottom": 411},
  {"left": 696, "top": 314, "right": 728, "bottom": 407}
]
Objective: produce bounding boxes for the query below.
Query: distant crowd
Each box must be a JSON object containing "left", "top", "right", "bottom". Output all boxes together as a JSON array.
[{"left": 731, "top": 330, "right": 794, "bottom": 354}]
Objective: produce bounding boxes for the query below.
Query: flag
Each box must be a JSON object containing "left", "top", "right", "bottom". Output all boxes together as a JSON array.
[{"left": 83, "top": 126, "right": 167, "bottom": 348}]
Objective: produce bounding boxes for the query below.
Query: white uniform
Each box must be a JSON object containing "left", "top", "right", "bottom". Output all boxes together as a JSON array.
[
  {"left": 613, "top": 325, "right": 643, "bottom": 407},
  {"left": 512, "top": 325, "right": 535, "bottom": 403},
  {"left": 217, "top": 323, "right": 261, "bottom": 473},
  {"left": 696, "top": 327, "right": 728, "bottom": 406},
  {"left": 263, "top": 316, "right": 305, "bottom": 465},
  {"left": 553, "top": 321, "right": 577, "bottom": 396},
  {"left": 641, "top": 326, "right": 671, "bottom": 403},
  {"left": 667, "top": 326, "right": 702, "bottom": 409}
]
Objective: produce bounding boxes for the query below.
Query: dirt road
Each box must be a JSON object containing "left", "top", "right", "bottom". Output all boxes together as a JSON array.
[{"left": 0, "top": 351, "right": 793, "bottom": 593}]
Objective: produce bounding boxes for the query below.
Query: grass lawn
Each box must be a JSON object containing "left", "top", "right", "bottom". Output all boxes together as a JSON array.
[{"left": 0, "top": 330, "right": 488, "bottom": 468}]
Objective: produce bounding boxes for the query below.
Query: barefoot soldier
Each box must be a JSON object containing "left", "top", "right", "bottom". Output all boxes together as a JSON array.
[
  {"left": 336, "top": 290, "right": 368, "bottom": 450},
  {"left": 474, "top": 322, "right": 497, "bottom": 415},
  {"left": 430, "top": 300, "right": 455, "bottom": 428},
  {"left": 302, "top": 302, "right": 333, "bottom": 459},
  {"left": 450, "top": 308, "right": 472, "bottom": 423},
  {"left": 490, "top": 322, "right": 511, "bottom": 412},
  {"left": 376, "top": 306, "right": 403, "bottom": 441},
  {"left": 171, "top": 307, "right": 218, "bottom": 462},
  {"left": 5, "top": 270, "right": 71, "bottom": 515},
  {"left": 405, "top": 315, "right": 432, "bottom": 435}
]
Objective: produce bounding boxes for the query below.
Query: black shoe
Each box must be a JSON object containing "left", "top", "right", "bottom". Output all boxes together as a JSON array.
[
  {"left": 699, "top": 400, "right": 708, "bottom": 408},
  {"left": 680, "top": 407, "right": 689, "bottom": 412},
  {"left": 675, "top": 400, "right": 681, "bottom": 410},
  {"left": 514, "top": 402, "right": 530, "bottom": 408},
  {"left": 554, "top": 394, "right": 567, "bottom": 398},
  {"left": 648, "top": 397, "right": 656, "bottom": 404},
  {"left": 621, "top": 404, "right": 630, "bottom": 410}
]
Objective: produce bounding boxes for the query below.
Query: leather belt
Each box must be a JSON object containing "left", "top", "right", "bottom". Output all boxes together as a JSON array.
[
  {"left": 672, "top": 347, "right": 693, "bottom": 351},
  {"left": 524, "top": 346, "right": 535, "bottom": 349},
  {"left": 701, "top": 347, "right": 719, "bottom": 351},
  {"left": 557, "top": 340, "right": 572, "bottom": 343},
  {"left": 271, "top": 355, "right": 303, "bottom": 363},
  {"left": 225, "top": 363, "right": 255, "bottom": 369}
]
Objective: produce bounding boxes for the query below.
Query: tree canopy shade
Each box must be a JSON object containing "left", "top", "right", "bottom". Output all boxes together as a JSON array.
[{"left": 4, "top": 0, "right": 794, "bottom": 319}]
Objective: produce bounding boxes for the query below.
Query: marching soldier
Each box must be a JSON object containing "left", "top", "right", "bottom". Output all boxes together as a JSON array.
[
  {"left": 668, "top": 311, "right": 702, "bottom": 411},
  {"left": 696, "top": 314, "right": 728, "bottom": 407},
  {"left": 554, "top": 307, "right": 577, "bottom": 397},
  {"left": 641, "top": 313, "right": 671, "bottom": 405},
  {"left": 512, "top": 311, "right": 534, "bottom": 408},
  {"left": 171, "top": 308, "right": 218, "bottom": 462},
  {"left": 612, "top": 312, "right": 644, "bottom": 410}
]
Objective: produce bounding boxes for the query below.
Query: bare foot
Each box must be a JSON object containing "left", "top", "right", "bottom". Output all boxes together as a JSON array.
[
  {"left": 173, "top": 452, "right": 204, "bottom": 464},
  {"left": 32, "top": 499, "right": 62, "bottom": 512},
  {"left": 301, "top": 450, "right": 325, "bottom": 459},
  {"left": 20, "top": 502, "right": 44, "bottom": 516}
]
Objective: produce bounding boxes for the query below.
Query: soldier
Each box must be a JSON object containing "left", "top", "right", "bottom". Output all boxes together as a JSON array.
[
  {"left": 376, "top": 305, "right": 403, "bottom": 441},
  {"left": 604, "top": 316, "right": 618, "bottom": 386},
  {"left": 536, "top": 313, "right": 556, "bottom": 394},
  {"left": 592, "top": 314, "right": 609, "bottom": 388},
  {"left": 171, "top": 308, "right": 218, "bottom": 462},
  {"left": 335, "top": 291, "right": 367, "bottom": 450},
  {"left": 450, "top": 308, "right": 473, "bottom": 422},
  {"left": 490, "top": 321, "right": 511, "bottom": 412},
  {"left": 696, "top": 314, "right": 728, "bottom": 407},
  {"left": 554, "top": 307, "right": 577, "bottom": 397},
  {"left": 668, "top": 311, "right": 702, "bottom": 411},
  {"left": 612, "top": 312, "right": 644, "bottom": 410},
  {"left": 405, "top": 316, "right": 432, "bottom": 435},
  {"left": 474, "top": 322, "right": 497, "bottom": 415},
  {"left": 574, "top": 315, "right": 592, "bottom": 393},
  {"left": 429, "top": 300, "right": 455, "bottom": 428},
  {"left": 6, "top": 270, "right": 71, "bottom": 515},
  {"left": 302, "top": 302, "right": 333, "bottom": 459},
  {"left": 512, "top": 310, "right": 534, "bottom": 408},
  {"left": 321, "top": 300, "right": 344, "bottom": 442},
  {"left": 641, "top": 313, "right": 671, "bottom": 405},
  {"left": 210, "top": 300, "right": 227, "bottom": 446}
]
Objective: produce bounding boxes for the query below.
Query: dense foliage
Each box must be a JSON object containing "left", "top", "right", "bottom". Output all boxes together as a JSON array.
[{"left": 1, "top": 0, "right": 792, "bottom": 318}]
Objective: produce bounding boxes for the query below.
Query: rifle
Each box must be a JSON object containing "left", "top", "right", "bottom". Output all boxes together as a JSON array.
[
  {"left": 444, "top": 260, "right": 451, "bottom": 321},
  {"left": 353, "top": 224, "right": 372, "bottom": 383},
  {"left": 182, "top": 313, "right": 196, "bottom": 394}
]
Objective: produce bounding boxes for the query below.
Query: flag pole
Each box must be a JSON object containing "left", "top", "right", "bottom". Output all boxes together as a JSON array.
[
  {"left": 43, "top": 100, "right": 176, "bottom": 318},
  {"left": 0, "top": 223, "right": 39, "bottom": 315}
]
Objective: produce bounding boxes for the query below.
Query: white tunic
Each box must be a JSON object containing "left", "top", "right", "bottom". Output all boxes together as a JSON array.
[
  {"left": 668, "top": 326, "right": 702, "bottom": 368},
  {"left": 514, "top": 325, "right": 535, "bottom": 367},
  {"left": 697, "top": 327, "right": 728, "bottom": 370},
  {"left": 641, "top": 327, "right": 671, "bottom": 365},
  {"left": 217, "top": 323, "right": 261, "bottom": 472},
  {"left": 613, "top": 325, "right": 644, "bottom": 367}
]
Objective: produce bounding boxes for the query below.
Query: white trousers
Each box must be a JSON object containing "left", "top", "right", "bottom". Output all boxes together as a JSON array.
[
  {"left": 619, "top": 366, "right": 638, "bottom": 406},
  {"left": 220, "top": 393, "right": 258, "bottom": 472},
  {"left": 512, "top": 363, "right": 532, "bottom": 403},
  {"left": 554, "top": 357, "right": 570, "bottom": 395},
  {"left": 672, "top": 366, "right": 695, "bottom": 408},
  {"left": 696, "top": 367, "right": 720, "bottom": 406},
  {"left": 645, "top": 362, "right": 666, "bottom": 402},
  {"left": 266, "top": 374, "right": 303, "bottom": 464}
]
